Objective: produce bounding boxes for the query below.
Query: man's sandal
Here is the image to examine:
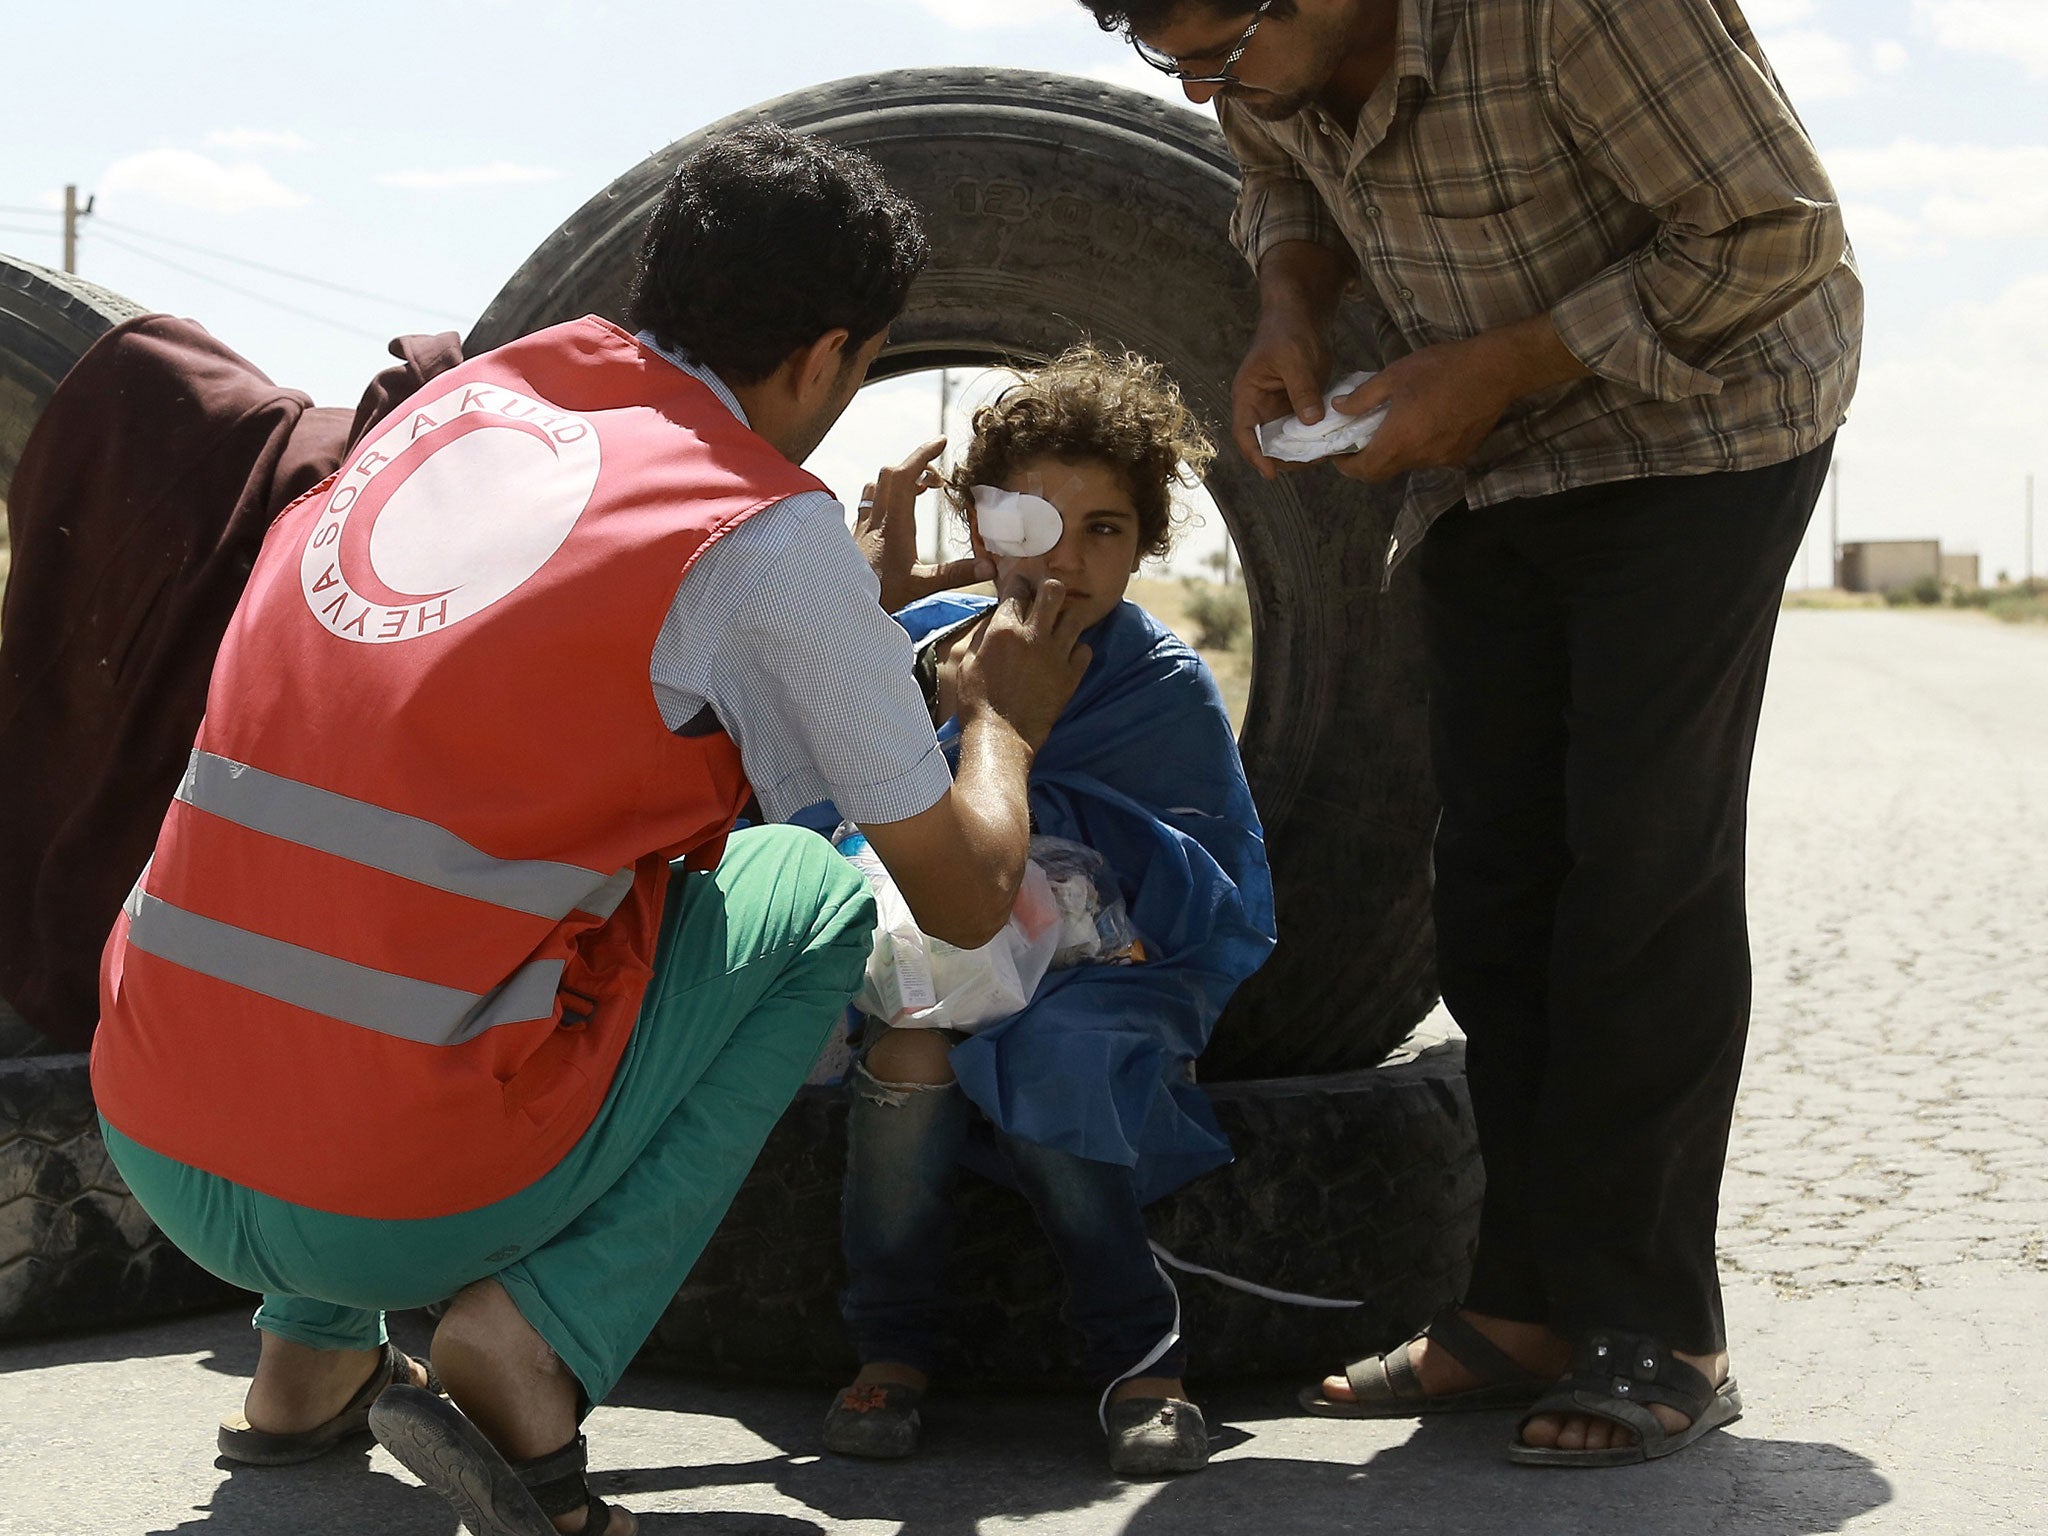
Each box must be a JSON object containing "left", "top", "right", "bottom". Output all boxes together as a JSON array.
[
  {"left": 1298, "top": 1306, "right": 1553, "bottom": 1418},
  {"left": 217, "top": 1340, "right": 440, "bottom": 1465},
  {"left": 1508, "top": 1330, "right": 1742, "bottom": 1467},
  {"left": 369, "top": 1384, "right": 622, "bottom": 1535}
]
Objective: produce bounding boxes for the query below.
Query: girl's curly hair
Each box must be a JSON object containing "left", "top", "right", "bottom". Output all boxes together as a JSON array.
[{"left": 946, "top": 345, "right": 1215, "bottom": 562}]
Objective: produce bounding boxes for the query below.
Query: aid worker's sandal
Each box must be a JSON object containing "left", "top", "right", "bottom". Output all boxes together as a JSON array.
[
  {"left": 1507, "top": 1330, "right": 1742, "bottom": 1468},
  {"left": 369, "top": 1384, "right": 623, "bottom": 1535},
  {"left": 217, "top": 1340, "right": 439, "bottom": 1465},
  {"left": 1298, "top": 1306, "right": 1552, "bottom": 1418}
]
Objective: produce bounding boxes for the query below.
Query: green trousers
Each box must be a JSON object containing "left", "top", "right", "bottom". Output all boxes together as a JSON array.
[{"left": 104, "top": 825, "right": 873, "bottom": 1409}]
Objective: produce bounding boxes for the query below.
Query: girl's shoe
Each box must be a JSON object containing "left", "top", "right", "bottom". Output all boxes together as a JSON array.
[
  {"left": 821, "top": 1381, "right": 924, "bottom": 1459},
  {"left": 1106, "top": 1397, "right": 1208, "bottom": 1477}
]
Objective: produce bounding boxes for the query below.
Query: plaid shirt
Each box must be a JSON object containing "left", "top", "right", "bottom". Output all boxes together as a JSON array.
[{"left": 1220, "top": 0, "right": 1863, "bottom": 560}]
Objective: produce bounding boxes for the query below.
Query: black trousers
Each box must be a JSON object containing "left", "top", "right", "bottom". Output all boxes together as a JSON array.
[{"left": 1417, "top": 440, "right": 1833, "bottom": 1355}]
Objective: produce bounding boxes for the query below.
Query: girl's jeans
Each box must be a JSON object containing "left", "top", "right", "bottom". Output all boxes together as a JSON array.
[{"left": 839, "top": 1047, "right": 1184, "bottom": 1390}]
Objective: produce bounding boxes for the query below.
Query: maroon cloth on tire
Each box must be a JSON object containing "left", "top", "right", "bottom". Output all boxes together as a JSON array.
[{"left": 0, "top": 317, "right": 463, "bottom": 1048}]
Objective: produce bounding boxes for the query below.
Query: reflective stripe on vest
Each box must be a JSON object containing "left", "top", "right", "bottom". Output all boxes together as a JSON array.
[
  {"left": 132, "top": 749, "right": 636, "bottom": 1046},
  {"left": 175, "top": 750, "right": 632, "bottom": 920}
]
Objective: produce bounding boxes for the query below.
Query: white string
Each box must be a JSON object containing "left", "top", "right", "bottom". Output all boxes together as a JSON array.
[
  {"left": 1149, "top": 1240, "right": 1365, "bottom": 1310},
  {"left": 1099, "top": 1258, "right": 1184, "bottom": 1433}
]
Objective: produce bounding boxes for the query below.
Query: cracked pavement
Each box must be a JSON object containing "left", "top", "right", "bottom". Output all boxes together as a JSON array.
[
  {"left": 1725, "top": 610, "right": 2048, "bottom": 1298},
  {"left": 1, "top": 608, "right": 2043, "bottom": 1535}
]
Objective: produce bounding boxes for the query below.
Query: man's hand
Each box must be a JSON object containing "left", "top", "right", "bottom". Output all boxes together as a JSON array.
[
  {"left": 1233, "top": 241, "right": 1352, "bottom": 480},
  {"left": 1329, "top": 316, "right": 1592, "bottom": 484},
  {"left": 1233, "top": 303, "right": 1336, "bottom": 481},
  {"left": 956, "top": 572, "right": 1094, "bottom": 753},
  {"left": 853, "top": 438, "right": 992, "bottom": 613}
]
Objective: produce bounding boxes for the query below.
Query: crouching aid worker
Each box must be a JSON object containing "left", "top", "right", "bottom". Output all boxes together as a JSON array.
[
  {"left": 88, "top": 124, "right": 1094, "bottom": 1536},
  {"left": 811, "top": 349, "right": 1277, "bottom": 1477}
]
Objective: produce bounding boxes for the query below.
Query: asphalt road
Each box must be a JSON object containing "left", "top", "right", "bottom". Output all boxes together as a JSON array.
[{"left": 3, "top": 608, "right": 2043, "bottom": 1535}]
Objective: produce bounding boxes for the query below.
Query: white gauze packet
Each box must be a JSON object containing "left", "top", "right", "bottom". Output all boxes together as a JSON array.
[
  {"left": 970, "top": 485, "right": 1064, "bottom": 558},
  {"left": 1256, "top": 371, "right": 1390, "bottom": 463}
]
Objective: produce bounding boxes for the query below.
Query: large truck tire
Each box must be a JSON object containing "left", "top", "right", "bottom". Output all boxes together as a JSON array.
[
  {"left": 0, "top": 254, "right": 145, "bottom": 1064},
  {"left": 0, "top": 79, "right": 1477, "bottom": 1371},
  {"left": 0, "top": 254, "right": 148, "bottom": 525},
  {"left": 0, "top": 995, "right": 57, "bottom": 1060},
  {"left": 643, "top": 1037, "right": 1479, "bottom": 1384},
  {"left": 469, "top": 67, "right": 1442, "bottom": 1079},
  {"left": 0, "top": 1055, "right": 245, "bottom": 1342},
  {"left": 0, "top": 257, "right": 242, "bottom": 1341}
]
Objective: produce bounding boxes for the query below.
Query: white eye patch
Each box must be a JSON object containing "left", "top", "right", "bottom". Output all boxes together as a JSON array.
[{"left": 970, "top": 485, "right": 1065, "bottom": 558}]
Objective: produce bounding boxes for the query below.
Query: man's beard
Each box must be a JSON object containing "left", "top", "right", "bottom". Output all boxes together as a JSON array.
[{"left": 1222, "top": 84, "right": 1315, "bottom": 120}]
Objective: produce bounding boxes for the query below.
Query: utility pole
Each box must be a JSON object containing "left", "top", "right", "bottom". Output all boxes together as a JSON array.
[
  {"left": 1828, "top": 460, "right": 1841, "bottom": 588},
  {"left": 2028, "top": 472, "right": 2035, "bottom": 585},
  {"left": 61, "top": 184, "right": 94, "bottom": 275}
]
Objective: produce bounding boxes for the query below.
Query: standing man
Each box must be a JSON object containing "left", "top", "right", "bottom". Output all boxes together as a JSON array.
[
  {"left": 91, "top": 123, "right": 1090, "bottom": 1536},
  {"left": 1076, "top": 0, "right": 1859, "bottom": 1464}
]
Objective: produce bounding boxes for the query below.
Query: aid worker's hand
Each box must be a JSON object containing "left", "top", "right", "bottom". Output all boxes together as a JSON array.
[
  {"left": 956, "top": 572, "right": 1093, "bottom": 752},
  {"left": 853, "top": 438, "right": 993, "bottom": 613}
]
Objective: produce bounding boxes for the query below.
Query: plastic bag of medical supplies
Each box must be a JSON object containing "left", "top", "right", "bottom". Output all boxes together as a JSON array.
[{"left": 835, "top": 828, "right": 1141, "bottom": 1032}]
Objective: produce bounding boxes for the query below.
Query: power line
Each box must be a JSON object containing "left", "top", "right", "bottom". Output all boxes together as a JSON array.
[
  {"left": 0, "top": 204, "right": 59, "bottom": 218},
  {"left": 93, "top": 216, "right": 467, "bottom": 323},
  {"left": 0, "top": 223, "right": 61, "bottom": 241},
  {"left": 89, "top": 231, "right": 392, "bottom": 343}
]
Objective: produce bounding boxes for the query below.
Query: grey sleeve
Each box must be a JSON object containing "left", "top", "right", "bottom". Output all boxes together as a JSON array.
[{"left": 650, "top": 493, "right": 954, "bottom": 826}]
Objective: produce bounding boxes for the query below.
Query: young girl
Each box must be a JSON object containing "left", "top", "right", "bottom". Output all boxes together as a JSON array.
[{"left": 820, "top": 347, "right": 1276, "bottom": 1477}]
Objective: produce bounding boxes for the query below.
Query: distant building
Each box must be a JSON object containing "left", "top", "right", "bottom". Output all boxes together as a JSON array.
[
  {"left": 1839, "top": 540, "right": 1939, "bottom": 593},
  {"left": 1834, "top": 540, "right": 1982, "bottom": 593}
]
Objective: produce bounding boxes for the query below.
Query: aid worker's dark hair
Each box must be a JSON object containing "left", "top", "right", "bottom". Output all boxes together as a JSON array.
[
  {"left": 1076, "top": 0, "right": 1291, "bottom": 36},
  {"left": 628, "top": 122, "right": 929, "bottom": 386}
]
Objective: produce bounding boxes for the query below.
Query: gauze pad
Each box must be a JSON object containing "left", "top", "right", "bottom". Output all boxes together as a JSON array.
[
  {"left": 970, "top": 485, "right": 1065, "bottom": 558},
  {"left": 1256, "top": 371, "right": 1390, "bottom": 463}
]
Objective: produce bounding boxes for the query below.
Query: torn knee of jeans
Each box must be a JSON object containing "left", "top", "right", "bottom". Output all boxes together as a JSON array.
[{"left": 853, "top": 1063, "right": 955, "bottom": 1108}]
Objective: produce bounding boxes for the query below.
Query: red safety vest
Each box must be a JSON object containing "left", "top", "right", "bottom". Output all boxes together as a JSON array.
[{"left": 93, "top": 316, "right": 825, "bottom": 1219}]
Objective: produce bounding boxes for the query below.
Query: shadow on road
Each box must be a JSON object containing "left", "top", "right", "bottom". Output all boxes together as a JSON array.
[
  {"left": 0, "top": 1306, "right": 253, "bottom": 1378},
  {"left": 141, "top": 1448, "right": 452, "bottom": 1536},
  {"left": 597, "top": 1376, "right": 1893, "bottom": 1536},
  {"left": 113, "top": 1362, "right": 1889, "bottom": 1536},
  {"left": 1125, "top": 1412, "right": 1894, "bottom": 1536}
]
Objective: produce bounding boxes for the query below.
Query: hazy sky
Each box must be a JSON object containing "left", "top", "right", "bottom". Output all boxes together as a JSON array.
[{"left": 3, "top": 1, "right": 2043, "bottom": 583}]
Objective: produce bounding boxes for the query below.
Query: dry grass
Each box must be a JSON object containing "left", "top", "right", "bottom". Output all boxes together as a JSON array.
[
  {"left": 1784, "top": 583, "right": 2048, "bottom": 626},
  {"left": 1782, "top": 588, "right": 1885, "bottom": 610}
]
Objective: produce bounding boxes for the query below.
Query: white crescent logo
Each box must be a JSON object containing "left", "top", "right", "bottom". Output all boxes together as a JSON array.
[{"left": 299, "top": 382, "right": 602, "bottom": 643}]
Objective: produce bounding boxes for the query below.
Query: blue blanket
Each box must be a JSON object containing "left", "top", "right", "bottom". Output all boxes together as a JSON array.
[{"left": 800, "top": 594, "right": 1275, "bottom": 1205}]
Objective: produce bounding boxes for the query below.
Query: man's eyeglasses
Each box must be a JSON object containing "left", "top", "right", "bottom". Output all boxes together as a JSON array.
[{"left": 1129, "top": 0, "right": 1275, "bottom": 87}]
